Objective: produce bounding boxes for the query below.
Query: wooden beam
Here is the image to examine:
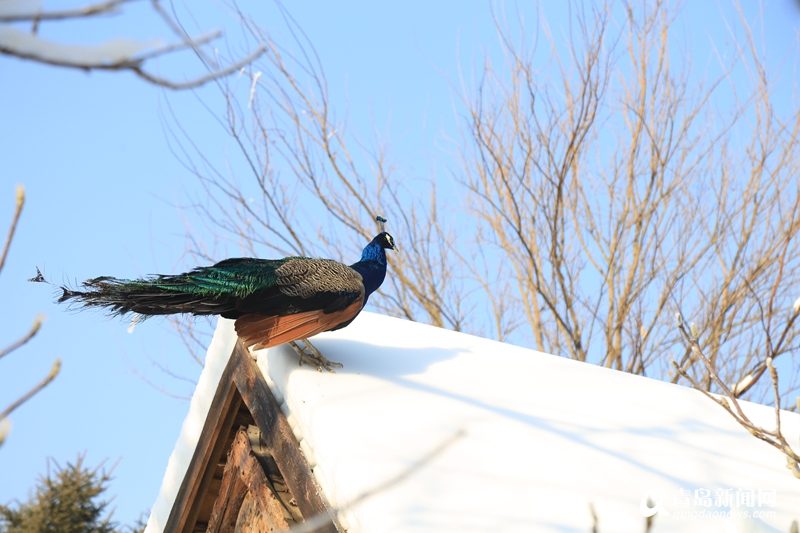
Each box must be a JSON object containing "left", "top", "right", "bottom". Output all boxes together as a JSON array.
[{"left": 230, "top": 341, "right": 339, "bottom": 533}]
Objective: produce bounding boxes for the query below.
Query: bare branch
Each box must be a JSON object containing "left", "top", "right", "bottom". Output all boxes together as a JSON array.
[
  {"left": 0, "top": 358, "right": 61, "bottom": 422},
  {"left": 0, "top": 185, "right": 55, "bottom": 446},
  {"left": 673, "top": 317, "right": 800, "bottom": 478},
  {"left": 149, "top": 0, "right": 218, "bottom": 67},
  {"left": 0, "top": 184, "right": 23, "bottom": 275},
  {"left": 0, "top": 417, "right": 9, "bottom": 447},
  {"left": 0, "top": 2, "right": 266, "bottom": 90},
  {"left": 126, "top": 363, "right": 193, "bottom": 401},
  {"left": 0, "top": 313, "right": 45, "bottom": 360},
  {"left": 131, "top": 44, "right": 266, "bottom": 90},
  {"left": 0, "top": 0, "right": 132, "bottom": 22}
]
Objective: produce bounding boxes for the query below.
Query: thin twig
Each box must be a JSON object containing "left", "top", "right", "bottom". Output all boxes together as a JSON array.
[
  {"left": 149, "top": 0, "right": 218, "bottom": 67},
  {"left": 0, "top": 314, "right": 45, "bottom": 360},
  {"left": 0, "top": 359, "right": 61, "bottom": 421},
  {"left": 126, "top": 364, "right": 192, "bottom": 400},
  {"left": 0, "top": 417, "right": 10, "bottom": 446},
  {"left": 133, "top": 30, "right": 222, "bottom": 62},
  {"left": 0, "top": 185, "right": 24, "bottom": 275},
  {"left": 131, "top": 45, "right": 266, "bottom": 90},
  {"left": 589, "top": 502, "right": 599, "bottom": 533},
  {"left": 673, "top": 316, "right": 800, "bottom": 469},
  {"left": 766, "top": 358, "right": 782, "bottom": 435}
]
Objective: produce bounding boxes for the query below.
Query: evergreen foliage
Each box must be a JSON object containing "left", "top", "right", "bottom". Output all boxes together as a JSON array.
[{"left": 0, "top": 455, "right": 144, "bottom": 533}]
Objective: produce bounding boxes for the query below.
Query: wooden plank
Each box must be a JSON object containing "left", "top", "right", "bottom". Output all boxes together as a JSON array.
[
  {"left": 206, "top": 433, "right": 249, "bottom": 533},
  {"left": 231, "top": 341, "right": 340, "bottom": 533},
  {"left": 247, "top": 426, "right": 303, "bottom": 524},
  {"left": 237, "top": 429, "right": 295, "bottom": 529},
  {"left": 164, "top": 348, "right": 243, "bottom": 533},
  {"left": 234, "top": 492, "right": 267, "bottom": 533},
  {"left": 208, "top": 427, "right": 294, "bottom": 533}
]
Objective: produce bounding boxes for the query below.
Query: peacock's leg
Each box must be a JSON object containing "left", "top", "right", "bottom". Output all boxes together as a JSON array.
[{"left": 288, "top": 339, "right": 343, "bottom": 373}]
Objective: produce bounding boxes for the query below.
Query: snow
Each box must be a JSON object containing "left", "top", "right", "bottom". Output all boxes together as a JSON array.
[
  {"left": 148, "top": 313, "right": 800, "bottom": 532},
  {"left": 0, "top": 0, "right": 42, "bottom": 18},
  {"left": 0, "top": 27, "right": 158, "bottom": 66},
  {"left": 144, "top": 317, "right": 237, "bottom": 533}
]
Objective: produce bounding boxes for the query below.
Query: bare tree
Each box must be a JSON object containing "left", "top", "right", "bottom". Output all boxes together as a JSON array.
[
  {"left": 671, "top": 178, "right": 800, "bottom": 476},
  {"left": 162, "top": 1, "right": 800, "bottom": 407},
  {"left": 457, "top": 0, "right": 800, "bottom": 404},
  {"left": 164, "top": 3, "right": 469, "bottom": 341},
  {"left": 0, "top": 0, "right": 265, "bottom": 89},
  {"left": 0, "top": 186, "right": 60, "bottom": 448}
]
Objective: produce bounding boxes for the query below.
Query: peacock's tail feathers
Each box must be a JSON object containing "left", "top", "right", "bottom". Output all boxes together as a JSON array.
[
  {"left": 53, "top": 258, "right": 296, "bottom": 318},
  {"left": 57, "top": 276, "right": 224, "bottom": 317}
]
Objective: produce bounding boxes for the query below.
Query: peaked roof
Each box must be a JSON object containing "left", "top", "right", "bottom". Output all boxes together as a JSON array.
[{"left": 146, "top": 313, "right": 800, "bottom": 533}]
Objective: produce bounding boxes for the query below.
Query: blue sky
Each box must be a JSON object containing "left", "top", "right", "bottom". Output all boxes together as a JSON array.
[{"left": 1, "top": 0, "right": 799, "bottom": 526}]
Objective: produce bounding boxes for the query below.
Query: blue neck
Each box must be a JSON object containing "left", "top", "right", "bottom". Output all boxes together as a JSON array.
[
  {"left": 359, "top": 238, "right": 388, "bottom": 265},
  {"left": 350, "top": 239, "right": 388, "bottom": 303}
]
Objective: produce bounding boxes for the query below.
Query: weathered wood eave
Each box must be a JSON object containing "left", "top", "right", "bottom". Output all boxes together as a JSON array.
[{"left": 164, "top": 340, "right": 339, "bottom": 533}]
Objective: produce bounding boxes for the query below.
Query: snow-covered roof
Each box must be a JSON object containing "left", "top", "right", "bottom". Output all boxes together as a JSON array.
[{"left": 146, "top": 313, "right": 800, "bottom": 533}]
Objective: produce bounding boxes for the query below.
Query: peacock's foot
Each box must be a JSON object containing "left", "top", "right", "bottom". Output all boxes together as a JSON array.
[{"left": 288, "top": 339, "right": 343, "bottom": 373}]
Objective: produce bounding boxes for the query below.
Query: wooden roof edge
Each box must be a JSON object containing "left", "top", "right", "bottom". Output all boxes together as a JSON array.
[
  {"left": 164, "top": 339, "right": 340, "bottom": 533},
  {"left": 163, "top": 341, "right": 241, "bottom": 533}
]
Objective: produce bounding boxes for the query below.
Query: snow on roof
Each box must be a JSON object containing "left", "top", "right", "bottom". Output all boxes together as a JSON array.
[{"left": 147, "top": 313, "right": 800, "bottom": 533}]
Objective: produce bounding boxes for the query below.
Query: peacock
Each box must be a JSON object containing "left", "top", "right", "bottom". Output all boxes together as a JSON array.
[{"left": 33, "top": 217, "right": 396, "bottom": 372}]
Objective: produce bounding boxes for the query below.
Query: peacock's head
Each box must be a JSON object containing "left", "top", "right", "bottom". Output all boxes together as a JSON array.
[
  {"left": 374, "top": 215, "right": 397, "bottom": 251},
  {"left": 360, "top": 231, "right": 397, "bottom": 263},
  {"left": 376, "top": 232, "right": 396, "bottom": 251}
]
